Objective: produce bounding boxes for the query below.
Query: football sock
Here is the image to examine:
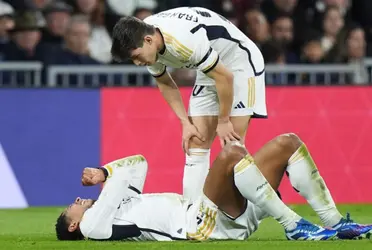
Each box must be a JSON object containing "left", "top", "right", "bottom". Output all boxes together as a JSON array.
[
  {"left": 183, "top": 148, "right": 210, "bottom": 204},
  {"left": 286, "top": 143, "right": 343, "bottom": 227},
  {"left": 234, "top": 155, "right": 301, "bottom": 230}
]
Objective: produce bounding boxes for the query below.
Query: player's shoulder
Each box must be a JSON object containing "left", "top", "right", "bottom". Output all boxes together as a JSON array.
[{"left": 144, "top": 7, "right": 199, "bottom": 34}]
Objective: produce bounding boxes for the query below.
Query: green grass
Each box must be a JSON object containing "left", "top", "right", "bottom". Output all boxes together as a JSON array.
[{"left": 0, "top": 205, "right": 371, "bottom": 250}]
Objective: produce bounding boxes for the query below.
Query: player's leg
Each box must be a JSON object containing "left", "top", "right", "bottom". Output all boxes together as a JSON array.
[
  {"left": 203, "top": 135, "right": 337, "bottom": 240},
  {"left": 229, "top": 46, "right": 267, "bottom": 144},
  {"left": 284, "top": 136, "right": 372, "bottom": 239},
  {"left": 184, "top": 70, "right": 259, "bottom": 202},
  {"left": 204, "top": 137, "right": 301, "bottom": 225},
  {"left": 281, "top": 139, "right": 343, "bottom": 227},
  {"left": 183, "top": 85, "right": 219, "bottom": 203}
]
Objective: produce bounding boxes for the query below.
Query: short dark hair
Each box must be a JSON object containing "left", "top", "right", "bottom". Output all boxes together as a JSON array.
[
  {"left": 55, "top": 213, "right": 85, "bottom": 241},
  {"left": 271, "top": 14, "right": 292, "bottom": 25},
  {"left": 111, "top": 16, "right": 156, "bottom": 62},
  {"left": 261, "top": 40, "right": 285, "bottom": 63}
]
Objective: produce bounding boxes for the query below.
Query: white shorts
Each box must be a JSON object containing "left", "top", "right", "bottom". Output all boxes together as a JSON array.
[
  {"left": 188, "top": 71, "right": 267, "bottom": 118},
  {"left": 188, "top": 41, "right": 267, "bottom": 118},
  {"left": 186, "top": 194, "right": 269, "bottom": 241}
]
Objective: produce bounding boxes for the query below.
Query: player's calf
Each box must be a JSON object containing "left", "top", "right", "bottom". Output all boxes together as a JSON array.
[{"left": 282, "top": 137, "right": 372, "bottom": 239}]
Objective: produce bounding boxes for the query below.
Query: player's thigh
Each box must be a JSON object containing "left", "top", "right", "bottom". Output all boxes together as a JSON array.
[
  {"left": 253, "top": 133, "right": 302, "bottom": 191},
  {"left": 230, "top": 116, "right": 251, "bottom": 144},
  {"left": 203, "top": 144, "right": 248, "bottom": 218},
  {"left": 188, "top": 85, "right": 218, "bottom": 148},
  {"left": 229, "top": 73, "right": 260, "bottom": 143},
  {"left": 251, "top": 73, "right": 267, "bottom": 119}
]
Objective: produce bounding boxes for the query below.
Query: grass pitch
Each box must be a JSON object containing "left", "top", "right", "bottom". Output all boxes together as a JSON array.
[{"left": 0, "top": 205, "right": 371, "bottom": 250}]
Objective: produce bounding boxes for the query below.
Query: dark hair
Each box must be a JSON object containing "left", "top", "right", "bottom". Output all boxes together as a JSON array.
[
  {"left": 55, "top": 213, "right": 85, "bottom": 241},
  {"left": 271, "top": 14, "right": 292, "bottom": 25},
  {"left": 261, "top": 40, "right": 285, "bottom": 63},
  {"left": 111, "top": 16, "right": 155, "bottom": 62}
]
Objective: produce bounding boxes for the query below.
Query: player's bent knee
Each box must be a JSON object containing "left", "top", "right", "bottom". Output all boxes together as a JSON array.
[
  {"left": 189, "top": 135, "right": 211, "bottom": 149},
  {"left": 219, "top": 142, "right": 248, "bottom": 165},
  {"left": 275, "top": 133, "right": 302, "bottom": 153}
]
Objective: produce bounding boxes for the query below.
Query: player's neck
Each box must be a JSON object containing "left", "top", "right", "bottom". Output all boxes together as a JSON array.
[{"left": 155, "top": 28, "right": 166, "bottom": 55}]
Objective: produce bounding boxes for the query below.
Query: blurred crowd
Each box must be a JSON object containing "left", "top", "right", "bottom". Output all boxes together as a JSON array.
[{"left": 0, "top": 0, "right": 371, "bottom": 85}]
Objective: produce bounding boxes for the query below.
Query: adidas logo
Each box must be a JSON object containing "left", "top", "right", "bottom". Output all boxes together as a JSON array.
[{"left": 234, "top": 101, "right": 246, "bottom": 109}]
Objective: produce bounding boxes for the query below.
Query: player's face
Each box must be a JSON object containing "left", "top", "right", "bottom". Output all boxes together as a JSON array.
[
  {"left": 130, "top": 36, "right": 158, "bottom": 66},
  {"left": 64, "top": 197, "right": 95, "bottom": 222}
]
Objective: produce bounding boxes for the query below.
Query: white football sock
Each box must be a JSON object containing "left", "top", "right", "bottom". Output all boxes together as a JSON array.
[
  {"left": 234, "top": 155, "right": 301, "bottom": 231},
  {"left": 183, "top": 148, "right": 210, "bottom": 204},
  {"left": 286, "top": 143, "right": 343, "bottom": 227}
]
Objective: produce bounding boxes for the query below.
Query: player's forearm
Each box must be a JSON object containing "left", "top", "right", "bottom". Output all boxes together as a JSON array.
[
  {"left": 215, "top": 75, "right": 234, "bottom": 121},
  {"left": 100, "top": 155, "right": 146, "bottom": 180},
  {"left": 157, "top": 80, "right": 189, "bottom": 125},
  {"left": 80, "top": 172, "right": 130, "bottom": 239}
]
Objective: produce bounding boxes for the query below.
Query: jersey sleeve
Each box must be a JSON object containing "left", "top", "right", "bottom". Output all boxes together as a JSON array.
[
  {"left": 79, "top": 168, "right": 131, "bottom": 240},
  {"left": 100, "top": 155, "right": 148, "bottom": 194},
  {"left": 187, "top": 28, "right": 219, "bottom": 74},
  {"left": 147, "top": 62, "right": 167, "bottom": 78},
  {"left": 100, "top": 155, "right": 146, "bottom": 180}
]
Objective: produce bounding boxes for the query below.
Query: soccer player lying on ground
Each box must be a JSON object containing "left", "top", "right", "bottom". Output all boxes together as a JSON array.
[{"left": 55, "top": 133, "right": 372, "bottom": 241}]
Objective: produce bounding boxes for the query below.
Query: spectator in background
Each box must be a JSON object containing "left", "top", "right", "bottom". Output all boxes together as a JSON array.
[
  {"left": 68, "top": 0, "right": 113, "bottom": 63},
  {"left": 3, "top": 11, "right": 51, "bottom": 61},
  {"left": 350, "top": 0, "right": 372, "bottom": 56},
  {"left": 243, "top": 9, "right": 270, "bottom": 48},
  {"left": 3, "top": 0, "right": 49, "bottom": 10},
  {"left": 344, "top": 26, "right": 368, "bottom": 84},
  {"left": 42, "top": 1, "right": 73, "bottom": 46},
  {"left": 232, "top": 0, "right": 262, "bottom": 25},
  {"left": 0, "top": 1, "right": 14, "bottom": 59},
  {"left": 73, "top": 0, "right": 97, "bottom": 14},
  {"left": 262, "top": 41, "right": 286, "bottom": 65},
  {"left": 312, "top": 0, "right": 351, "bottom": 29},
  {"left": 300, "top": 36, "right": 328, "bottom": 84},
  {"left": 133, "top": 8, "right": 153, "bottom": 21},
  {"left": 301, "top": 37, "right": 324, "bottom": 64},
  {"left": 262, "top": 0, "right": 315, "bottom": 53},
  {"left": 270, "top": 15, "right": 298, "bottom": 63},
  {"left": 33, "top": 0, "right": 52, "bottom": 9},
  {"left": 261, "top": 41, "right": 288, "bottom": 84},
  {"left": 107, "top": 0, "right": 157, "bottom": 17},
  {"left": 44, "top": 14, "right": 101, "bottom": 87},
  {"left": 320, "top": 6, "right": 344, "bottom": 56},
  {"left": 49, "top": 14, "right": 99, "bottom": 64},
  {"left": 261, "top": 0, "right": 298, "bottom": 23}
]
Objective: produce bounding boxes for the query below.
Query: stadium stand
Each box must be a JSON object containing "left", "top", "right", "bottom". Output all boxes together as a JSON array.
[{"left": 0, "top": 0, "right": 371, "bottom": 86}]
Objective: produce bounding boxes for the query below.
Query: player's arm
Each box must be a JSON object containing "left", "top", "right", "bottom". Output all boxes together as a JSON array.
[
  {"left": 79, "top": 168, "right": 141, "bottom": 240},
  {"left": 205, "top": 61, "right": 234, "bottom": 123},
  {"left": 190, "top": 35, "right": 234, "bottom": 122},
  {"left": 150, "top": 64, "right": 189, "bottom": 126},
  {"left": 99, "top": 155, "right": 146, "bottom": 182}
]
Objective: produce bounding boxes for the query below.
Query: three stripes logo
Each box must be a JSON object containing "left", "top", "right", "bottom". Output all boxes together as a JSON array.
[{"left": 234, "top": 101, "right": 246, "bottom": 109}]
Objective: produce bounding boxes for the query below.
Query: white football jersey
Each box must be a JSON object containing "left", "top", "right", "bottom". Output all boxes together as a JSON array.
[
  {"left": 144, "top": 7, "right": 265, "bottom": 85},
  {"left": 79, "top": 163, "right": 190, "bottom": 241}
]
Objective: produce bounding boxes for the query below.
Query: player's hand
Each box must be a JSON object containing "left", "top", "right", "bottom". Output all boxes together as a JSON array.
[
  {"left": 216, "top": 120, "right": 241, "bottom": 148},
  {"left": 81, "top": 168, "right": 105, "bottom": 186},
  {"left": 182, "top": 122, "right": 205, "bottom": 155}
]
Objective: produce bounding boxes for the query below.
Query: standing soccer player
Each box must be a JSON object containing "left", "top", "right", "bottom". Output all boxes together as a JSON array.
[{"left": 111, "top": 7, "right": 267, "bottom": 202}]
